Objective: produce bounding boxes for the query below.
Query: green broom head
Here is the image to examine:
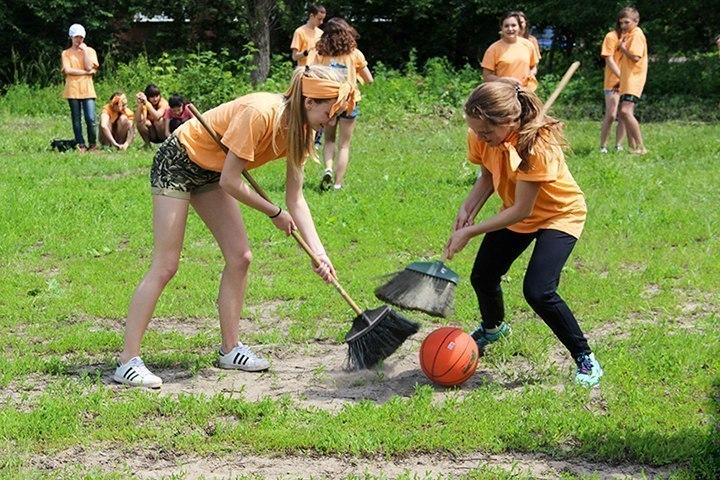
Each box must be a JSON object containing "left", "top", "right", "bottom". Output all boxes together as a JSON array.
[
  {"left": 345, "top": 305, "right": 420, "bottom": 370},
  {"left": 374, "top": 261, "right": 458, "bottom": 318}
]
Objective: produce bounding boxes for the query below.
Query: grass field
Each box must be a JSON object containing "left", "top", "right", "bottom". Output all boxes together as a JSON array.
[{"left": 0, "top": 109, "right": 718, "bottom": 479}]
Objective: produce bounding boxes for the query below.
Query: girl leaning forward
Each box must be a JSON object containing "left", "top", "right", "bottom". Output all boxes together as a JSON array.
[
  {"left": 114, "top": 66, "right": 355, "bottom": 388},
  {"left": 445, "top": 81, "right": 603, "bottom": 387}
]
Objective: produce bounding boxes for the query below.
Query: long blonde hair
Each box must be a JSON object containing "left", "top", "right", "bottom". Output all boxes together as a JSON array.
[
  {"left": 275, "top": 66, "right": 345, "bottom": 174},
  {"left": 464, "top": 81, "right": 566, "bottom": 171}
]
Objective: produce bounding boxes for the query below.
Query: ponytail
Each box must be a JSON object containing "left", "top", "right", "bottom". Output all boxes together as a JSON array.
[{"left": 464, "top": 81, "right": 565, "bottom": 171}]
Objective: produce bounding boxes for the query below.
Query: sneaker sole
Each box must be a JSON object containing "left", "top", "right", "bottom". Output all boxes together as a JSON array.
[
  {"left": 218, "top": 363, "right": 270, "bottom": 372},
  {"left": 319, "top": 172, "right": 333, "bottom": 192},
  {"left": 112, "top": 374, "right": 162, "bottom": 389}
]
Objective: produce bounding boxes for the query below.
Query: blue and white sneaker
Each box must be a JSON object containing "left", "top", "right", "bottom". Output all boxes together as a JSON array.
[
  {"left": 470, "top": 323, "right": 511, "bottom": 350},
  {"left": 575, "top": 353, "right": 603, "bottom": 387}
]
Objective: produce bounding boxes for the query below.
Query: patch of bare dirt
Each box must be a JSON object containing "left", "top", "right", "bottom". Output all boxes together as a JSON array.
[{"left": 32, "top": 446, "right": 679, "bottom": 479}]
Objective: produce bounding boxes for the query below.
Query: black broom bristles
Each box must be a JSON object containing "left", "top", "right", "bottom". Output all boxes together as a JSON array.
[
  {"left": 345, "top": 305, "right": 420, "bottom": 370},
  {"left": 375, "top": 269, "right": 456, "bottom": 318}
]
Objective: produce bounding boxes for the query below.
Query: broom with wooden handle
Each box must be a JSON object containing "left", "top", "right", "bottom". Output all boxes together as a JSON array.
[
  {"left": 375, "top": 61, "right": 582, "bottom": 318},
  {"left": 187, "top": 104, "right": 419, "bottom": 370}
]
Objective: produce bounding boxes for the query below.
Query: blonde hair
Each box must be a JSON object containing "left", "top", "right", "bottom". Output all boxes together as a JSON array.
[
  {"left": 464, "top": 81, "right": 566, "bottom": 170},
  {"left": 275, "top": 66, "right": 345, "bottom": 175}
]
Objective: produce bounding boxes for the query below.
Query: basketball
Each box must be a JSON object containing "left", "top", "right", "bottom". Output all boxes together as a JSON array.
[{"left": 419, "top": 327, "right": 479, "bottom": 387}]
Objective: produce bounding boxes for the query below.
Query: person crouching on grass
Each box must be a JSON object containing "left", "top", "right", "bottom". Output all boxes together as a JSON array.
[
  {"left": 114, "top": 66, "right": 354, "bottom": 388},
  {"left": 99, "top": 92, "right": 135, "bottom": 150},
  {"left": 444, "top": 81, "right": 603, "bottom": 387},
  {"left": 135, "top": 83, "right": 169, "bottom": 147}
]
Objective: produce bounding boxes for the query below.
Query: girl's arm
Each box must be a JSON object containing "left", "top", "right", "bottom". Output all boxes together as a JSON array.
[
  {"left": 284, "top": 162, "right": 336, "bottom": 281},
  {"left": 358, "top": 66, "right": 374, "bottom": 84},
  {"left": 164, "top": 116, "right": 171, "bottom": 138},
  {"left": 454, "top": 166, "right": 494, "bottom": 231},
  {"left": 482, "top": 68, "right": 520, "bottom": 85},
  {"left": 100, "top": 114, "right": 120, "bottom": 149},
  {"left": 605, "top": 56, "right": 622, "bottom": 80},
  {"left": 120, "top": 123, "right": 135, "bottom": 150},
  {"left": 445, "top": 180, "right": 541, "bottom": 259},
  {"left": 619, "top": 41, "right": 641, "bottom": 62}
]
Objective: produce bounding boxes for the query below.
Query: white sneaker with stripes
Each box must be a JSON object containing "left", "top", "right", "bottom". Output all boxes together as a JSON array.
[
  {"left": 218, "top": 343, "right": 270, "bottom": 371},
  {"left": 113, "top": 356, "right": 162, "bottom": 388}
]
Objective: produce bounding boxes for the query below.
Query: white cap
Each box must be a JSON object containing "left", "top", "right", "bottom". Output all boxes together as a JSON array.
[{"left": 68, "top": 24, "right": 86, "bottom": 38}]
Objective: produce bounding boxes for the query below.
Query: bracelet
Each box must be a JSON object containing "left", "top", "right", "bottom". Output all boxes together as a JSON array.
[
  {"left": 303, "top": 50, "right": 309, "bottom": 56},
  {"left": 269, "top": 206, "right": 282, "bottom": 219}
]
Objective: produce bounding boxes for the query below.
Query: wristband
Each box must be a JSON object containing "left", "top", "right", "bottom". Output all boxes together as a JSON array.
[
  {"left": 303, "top": 50, "right": 309, "bottom": 57},
  {"left": 269, "top": 206, "right": 282, "bottom": 219}
]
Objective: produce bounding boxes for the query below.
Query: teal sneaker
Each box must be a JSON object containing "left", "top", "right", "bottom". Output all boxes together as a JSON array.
[
  {"left": 471, "top": 323, "right": 511, "bottom": 350},
  {"left": 575, "top": 353, "right": 603, "bottom": 388}
]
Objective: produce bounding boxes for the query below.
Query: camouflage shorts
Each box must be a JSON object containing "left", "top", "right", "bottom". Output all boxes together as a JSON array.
[{"left": 150, "top": 136, "right": 221, "bottom": 200}]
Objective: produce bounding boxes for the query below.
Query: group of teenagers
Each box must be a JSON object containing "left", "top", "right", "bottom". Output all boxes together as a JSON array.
[
  {"left": 58, "top": 5, "right": 654, "bottom": 390},
  {"left": 62, "top": 24, "right": 194, "bottom": 152}
]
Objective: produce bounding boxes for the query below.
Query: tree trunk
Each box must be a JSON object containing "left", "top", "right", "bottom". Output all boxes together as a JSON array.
[{"left": 246, "top": 0, "right": 274, "bottom": 86}]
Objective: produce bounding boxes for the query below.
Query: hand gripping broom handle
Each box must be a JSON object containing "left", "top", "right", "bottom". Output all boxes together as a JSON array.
[
  {"left": 188, "top": 104, "right": 363, "bottom": 315},
  {"left": 466, "top": 61, "right": 581, "bottom": 221}
]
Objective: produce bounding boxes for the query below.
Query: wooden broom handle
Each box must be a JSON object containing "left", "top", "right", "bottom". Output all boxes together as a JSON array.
[
  {"left": 188, "top": 104, "right": 363, "bottom": 315},
  {"left": 467, "top": 61, "right": 581, "bottom": 221}
]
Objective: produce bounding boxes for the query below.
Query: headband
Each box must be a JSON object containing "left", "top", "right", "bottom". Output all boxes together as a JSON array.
[
  {"left": 301, "top": 75, "right": 358, "bottom": 117},
  {"left": 111, "top": 94, "right": 127, "bottom": 108}
]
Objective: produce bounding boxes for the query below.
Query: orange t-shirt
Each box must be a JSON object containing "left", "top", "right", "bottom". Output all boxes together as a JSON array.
[
  {"left": 175, "top": 92, "right": 289, "bottom": 173},
  {"left": 101, "top": 103, "right": 134, "bottom": 124},
  {"left": 528, "top": 35, "right": 542, "bottom": 61},
  {"left": 481, "top": 38, "right": 538, "bottom": 90},
  {"left": 61, "top": 47, "right": 99, "bottom": 99},
  {"left": 619, "top": 26, "right": 648, "bottom": 97},
  {"left": 600, "top": 30, "right": 623, "bottom": 91},
  {"left": 291, "top": 25, "right": 323, "bottom": 66},
  {"left": 311, "top": 49, "right": 368, "bottom": 101},
  {"left": 141, "top": 97, "right": 169, "bottom": 117},
  {"left": 467, "top": 130, "right": 586, "bottom": 239}
]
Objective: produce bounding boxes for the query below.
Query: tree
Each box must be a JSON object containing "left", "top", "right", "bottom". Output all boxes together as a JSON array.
[{"left": 245, "top": 0, "right": 274, "bottom": 85}]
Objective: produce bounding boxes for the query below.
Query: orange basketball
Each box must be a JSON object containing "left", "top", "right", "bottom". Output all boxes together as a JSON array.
[{"left": 419, "top": 327, "right": 479, "bottom": 387}]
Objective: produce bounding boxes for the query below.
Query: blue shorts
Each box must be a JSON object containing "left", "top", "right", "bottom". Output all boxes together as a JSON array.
[
  {"left": 603, "top": 89, "right": 618, "bottom": 95},
  {"left": 620, "top": 94, "right": 640, "bottom": 103},
  {"left": 339, "top": 105, "right": 359, "bottom": 120}
]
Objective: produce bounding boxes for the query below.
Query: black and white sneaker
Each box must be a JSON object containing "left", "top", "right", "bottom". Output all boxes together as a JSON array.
[
  {"left": 218, "top": 342, "right": 270, "bottom": 371},
  {"left": 113, "top": 356, "right": 162, "bottom": 388},
  {"left": 319, "top": 168, "right": 333, "bottom": 192}
]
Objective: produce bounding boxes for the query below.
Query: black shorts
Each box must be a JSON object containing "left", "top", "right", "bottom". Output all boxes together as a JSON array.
[
  {"left": 150, "top": 136, "right": 221, "bottom": 200},
  {"left": 620, "top": 94, "right": 640, "bottom": 104}
]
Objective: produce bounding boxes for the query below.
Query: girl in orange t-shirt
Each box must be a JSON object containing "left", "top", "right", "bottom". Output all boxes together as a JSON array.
[
  {"left": 313, "top": 18, "right": 374, "bottom": 191},
  {"left": 61, "top": 24, "right": 99, "bottom": 152},
  {"left": 481, "top": 12, "right": 538, "bottom": 91},
  {"left": 445, "top": 81, "right": 603, "bottom": 387},
  {"left": 617, "top": 8, "right": 648, "bottom": 155},
  {"left": 599, "top": 14, "right": 626, "bottom": 153},
  {"left": 516, "top": 12, "right": 542, "bottom": 69},
  {"left": 114, "top": 66, "right": 356, "bottom": 388}
]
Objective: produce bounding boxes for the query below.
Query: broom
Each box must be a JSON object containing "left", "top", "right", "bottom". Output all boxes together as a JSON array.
[
  {"left": 188, "top": 104, "right": 419, "bottom": 370},
  {"left": 375, "top": 61, "right": 582, "bottom": 318}
]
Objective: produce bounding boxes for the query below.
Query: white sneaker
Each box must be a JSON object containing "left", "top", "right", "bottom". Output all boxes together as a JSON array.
[
  {"left": 615, "top": 145, "right": 624, "bottom": 152},
  {"left": 218, "top": 343, "right": 270, "bottom": 371},
  {"left": 599, "top": 147, "right": 609, "bottom": 153},
  {"left": 113, "top": 356, "right": 162, "bottom": 388}
]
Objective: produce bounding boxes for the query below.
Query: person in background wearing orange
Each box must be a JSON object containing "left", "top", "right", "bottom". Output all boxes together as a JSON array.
[
  {"left": 290, "top": 4, "right": 326, "bottom": 66},
  {"left": 135, "top": 84, "right": 169, "bottom": 147},
  {"left": 113, "top": 66, "right": 352, "bottom": 388},
  {"left": 312, "top": 18, "right": 373, "bottom": 191},
  {"left": 482, "top": 12, "right": 539, "bottom": 91},
  {"left": 61, "top": 24, "right": 99, "bottom": 152},
  {"left": 617, "top": 7, "right": 648, "bottom": 155},
  {"left": 99, "top": 92, "right": 135, "bottom": 150},
  {"left": 599, "top": 14, "right": 626, "bottom": 153},
  {"left": 517, "top": 12, "right": 541, "bottom": 72},
  {"left": 445, "top": 81, "right": 602, "bottom": 388}
]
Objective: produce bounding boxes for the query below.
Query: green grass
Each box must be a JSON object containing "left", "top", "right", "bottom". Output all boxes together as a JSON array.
[{"left": 0, "top": 108, "right": 718, "bottom": 479}]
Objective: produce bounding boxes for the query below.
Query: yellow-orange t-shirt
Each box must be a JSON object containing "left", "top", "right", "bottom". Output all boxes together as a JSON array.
[
  {"left": 141, "top": 97, "right": 169, "bottom": 118},
  {"left": 619, "top": 26, "right": 648, "bottom": 98},
  {"left": 61, "top": 47, "right": 99, "bottom": 99},
  {"left": 528, "top": 35, "right": 542, "bottom": 62},
  {"left": 600, "top": 30, "right": 623, "bottom": 91},
  {"left": 101, "top": 103, "right": 134, "bottom": 124},
  {"left": 175, "top": 92, "right": 289, "bottom": 172},
  {"left": 467, "top": 130, "right": 586, "bottom": 239},
  {"left": 481, "top": 38, "right": 538, "bottom": 90},
  {"left": 291, "top": 25, "right": 323, "bottom": 67},
  {"left": 311, "top": 49, "right": 368, "bottom": 101}
]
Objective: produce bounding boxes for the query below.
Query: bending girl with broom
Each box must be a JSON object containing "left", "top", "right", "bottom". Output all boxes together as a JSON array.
[
  {"left": 114, "top": 66, "right": 356, "bottom": 388},
  {"left": 444, "top": 81, "right": 603, "bottom": 387}
]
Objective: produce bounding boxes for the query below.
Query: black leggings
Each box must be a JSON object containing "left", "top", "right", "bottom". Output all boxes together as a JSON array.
[{"left": 470, "top": 228, "right": 590, "bottom": 358}]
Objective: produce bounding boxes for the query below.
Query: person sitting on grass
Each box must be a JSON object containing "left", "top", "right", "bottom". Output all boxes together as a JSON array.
[
  {"left": 99, "top": 92, "right": 135, "bottom": 150},
  {"left": 135, "top": 83, "right": 169, "bottom": 147},
  {"left": 445, "top": 81, "right": 603, "bottom": 388},
  {"left": 163, "top": 93, "right": 194, "bottom": 138},
  {"left": 114, "top": 66, "right": 353, "bottom": 388}
]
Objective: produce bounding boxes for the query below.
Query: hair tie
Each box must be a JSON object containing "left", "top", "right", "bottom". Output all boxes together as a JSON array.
[
  {"left": 304, "top": 65, "right": 311, "bottom": 74},
  {"left": 514, "top": 85, "right": 521, "bottom": 97}
]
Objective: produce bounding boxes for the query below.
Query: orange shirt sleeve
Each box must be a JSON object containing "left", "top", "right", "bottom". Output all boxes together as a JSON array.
[
  {"left": 290, "top": 27, "right": 305, "bottom": 51},
  {"left": 467, "top": 129, "right": 486, "bottom": 165},
  {"left": 221, "top": 106, "right": 268, "bottom": 163},
  {"left": 516, "top": 141, "right": 561, "bottom": 183},
  {"left": 600, "top": 31, "right": 618, "bottom": 58},
  {"left": 481, "top": 43, "right": 499, "bottom": 71}
]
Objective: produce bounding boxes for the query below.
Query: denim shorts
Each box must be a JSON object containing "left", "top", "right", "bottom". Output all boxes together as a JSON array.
[
  {"left": 150, "top": 136, "right": 221, "bottom": 200},
  {"left": 620, "top": 94, "right": 640, "bottom": 103},
  {"left": 603, "top": 89, "right": 618, "bottom": 95},
  {"left": 339, "top": 105, "right": 359, "bottom": 120}
]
